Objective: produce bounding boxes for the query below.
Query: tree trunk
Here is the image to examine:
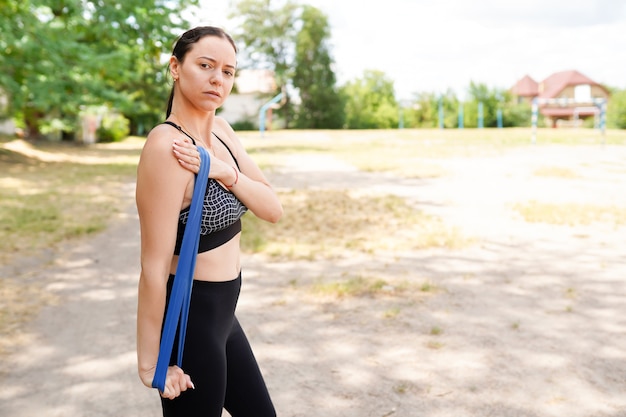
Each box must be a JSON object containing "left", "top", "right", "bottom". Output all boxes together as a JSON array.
[{"left": 23, "top": 106, "right": 44, "bottom": 140}]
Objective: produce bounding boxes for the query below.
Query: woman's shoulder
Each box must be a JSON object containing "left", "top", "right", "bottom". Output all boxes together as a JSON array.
[
  {"left": 147, "top": 122, "right": 178, "bottom": 140},
  {"left": 144, "top": 123, "right": 184, "bottom": 148},
  {"left": 139, "top": 123, "right": 182, "bottom": 164},
  {"left": 213, "top": 117, "right": 242, "bottom": 148},
  {"left": 213, "top": 116, "right": 233, "bottom": 135}
]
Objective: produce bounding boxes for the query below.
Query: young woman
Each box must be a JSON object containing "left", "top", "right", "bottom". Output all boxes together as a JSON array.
[{"left": 135, "top": 26, "right": 282, "bottom": 417}]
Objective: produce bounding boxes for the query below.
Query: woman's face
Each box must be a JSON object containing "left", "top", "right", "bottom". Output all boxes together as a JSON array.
[{"left": 171, "top": 35, "right": 237, "bottom": 112}]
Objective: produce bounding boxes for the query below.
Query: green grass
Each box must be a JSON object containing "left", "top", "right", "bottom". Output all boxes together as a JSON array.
[
  {"left": 307, "top": 273, "right": 430, "bottom": 302},
  {"left": 430, "top": 326, "right": 443, "bottom": 336},
  {"left": 311, "top": 275, "right": 391, "bottom": 298},
  {"left": 0, "top": 146, "right": 138, "bottom": 262}
]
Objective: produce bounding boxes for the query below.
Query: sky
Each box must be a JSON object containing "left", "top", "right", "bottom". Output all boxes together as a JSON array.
[{"left": 193, "top": 0, "right": 626, "bottom": 100}]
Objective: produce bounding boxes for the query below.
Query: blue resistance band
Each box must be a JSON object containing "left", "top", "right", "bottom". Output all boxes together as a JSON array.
[{"left": 152, "top": 147, "right": 210, "bottom": 393}]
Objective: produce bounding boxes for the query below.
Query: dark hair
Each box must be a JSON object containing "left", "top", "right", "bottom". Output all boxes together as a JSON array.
[{"left": 166, "top": 26, "right": 237, "bottom": 117}]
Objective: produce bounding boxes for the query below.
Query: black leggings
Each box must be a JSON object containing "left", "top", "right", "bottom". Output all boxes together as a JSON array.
[{"left": 161, "top": 274, "right": 276, "bottom": 417}]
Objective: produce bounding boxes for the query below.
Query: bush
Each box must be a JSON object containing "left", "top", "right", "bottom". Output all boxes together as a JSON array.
[
  {"left": 503, "top": 102, "right": 532, "bottom": 127},
  {"left": 97, "top": 113, "right": 130, "bottom": 142},
  {"left": 230, "top": 119, "right": 257, "bottom": 131},
  {"left": 607, "top": 89, "right": 626, "bottom": 129}
]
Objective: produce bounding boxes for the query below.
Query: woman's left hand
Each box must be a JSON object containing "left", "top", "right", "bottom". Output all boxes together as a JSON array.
[{"left": 173, "top": 139, "right": 201, "bottom": 174}]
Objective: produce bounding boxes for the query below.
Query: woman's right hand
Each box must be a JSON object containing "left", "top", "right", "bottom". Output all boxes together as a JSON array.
[
  {"left": 141, "top": 365, "right": 195, "bottom": 399},
  {"left": 160, "top": 365, "right": 195, "bottom": 399},
  {"left": 172, "top": 138, "right": 236, "bottom": 186},
  {"left": 173, "top": 139, "right": 201, "bottom": 174}
]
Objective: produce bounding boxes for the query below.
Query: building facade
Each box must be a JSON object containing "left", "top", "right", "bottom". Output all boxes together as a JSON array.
[{"left": 511, "top": 70, "right": 610, "bottom": 127}]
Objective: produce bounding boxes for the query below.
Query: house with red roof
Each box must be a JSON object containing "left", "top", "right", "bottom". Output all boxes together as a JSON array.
[{"left": 511, "top": 70, "right": 609, "bottom": 127}]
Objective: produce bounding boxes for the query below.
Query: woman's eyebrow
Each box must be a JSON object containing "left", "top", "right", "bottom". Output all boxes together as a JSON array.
[{"left": 198, "top": 56, "right": 236, "bottom": 70}]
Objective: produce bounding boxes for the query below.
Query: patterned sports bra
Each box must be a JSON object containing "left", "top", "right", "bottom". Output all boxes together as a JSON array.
[{"left": 163, "top": 121, "right": 248, "bottom": 254}]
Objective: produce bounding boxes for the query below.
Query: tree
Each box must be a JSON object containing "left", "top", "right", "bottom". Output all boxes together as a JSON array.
[
  {"left": 341, "top": 70, "right": 398, "bottom": 129},
  {"left": 405, "top": 90, "right": 459, "bottom": 128},
  {"left": 464, "top": 81, "right": 501, "bottom": 128},
  {"left": 405, "top": 92, "right": 438, "bottom": 128},
  {"left": 0, "top": 0, "right": 198, "bottom": 139},
  {"left": 0, "top": 1, "right": 36, "bottom": 118},
  {"left": 501, "top": 98, "right": 532, "bottom": 128},
  {"left": 292, "top": 5, "right": 344, "bottom": 129},
  {"left": 607, "top": 88, "right": 626, "bottom": 129},
  {"left": 461, "top": 82, "right": 535, "bottom": 128},
  {"left": 229, "top": 0, "right": 300, "bottom": 126}
]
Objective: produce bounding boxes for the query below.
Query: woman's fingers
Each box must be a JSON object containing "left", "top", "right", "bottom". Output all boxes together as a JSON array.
[
  {"left": 186, "top": 374, "right": 195, "bottom": 390},
  {"left": 160, "top": 366, "right": 194, "bottom": 399},
  {"left": 173, "top": 139, "right": 201, "bottom": 174}
]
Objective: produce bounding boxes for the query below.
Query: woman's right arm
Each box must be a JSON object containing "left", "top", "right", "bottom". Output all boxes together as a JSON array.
[{"left": 135, "top": 126, "right": 194, "bottom": 398}]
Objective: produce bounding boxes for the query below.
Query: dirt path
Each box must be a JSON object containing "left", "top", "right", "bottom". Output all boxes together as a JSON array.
[
  {"left": 0, "top": 183, "right": 160, "bottom": 416},
  {"left": 1, "top": 144, "right": 625, "bottom": 417}
]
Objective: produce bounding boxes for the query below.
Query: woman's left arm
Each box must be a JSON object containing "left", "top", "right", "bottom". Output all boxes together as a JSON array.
[
  {"left": 216, "top": 118, "right": 283, "bottom": 223},
  {"left": 172, "top": 118, "right": 283, "bottom": 224}
]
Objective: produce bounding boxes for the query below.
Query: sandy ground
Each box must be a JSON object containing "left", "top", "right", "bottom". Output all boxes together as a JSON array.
[{"left": 1, "top": 142, "right": 625, "bottom": 417}]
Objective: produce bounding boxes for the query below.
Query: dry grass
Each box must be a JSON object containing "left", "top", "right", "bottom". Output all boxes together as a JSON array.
[
  {"left": 512, "top": 200, "right": 626, "bottom": 226},
  {"left": 533, "top": 166, "right": 579, "bottom": 178},
  {"left": 241, "top": 189, "right": 473, "bottom": 259}
]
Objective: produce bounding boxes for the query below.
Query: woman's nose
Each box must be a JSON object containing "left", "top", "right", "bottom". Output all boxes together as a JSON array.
[{"left": 210, "top": 70, "right": 223, "bottom": 86}]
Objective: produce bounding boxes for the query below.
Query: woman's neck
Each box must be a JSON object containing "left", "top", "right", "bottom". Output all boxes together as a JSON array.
[{"left": 168, "top": 109, "right": 214, "bottom": 148}]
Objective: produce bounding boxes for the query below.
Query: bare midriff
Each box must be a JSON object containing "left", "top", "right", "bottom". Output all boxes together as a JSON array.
[{"left": 169, "top": 232, "right": 241, "bottom": 282}]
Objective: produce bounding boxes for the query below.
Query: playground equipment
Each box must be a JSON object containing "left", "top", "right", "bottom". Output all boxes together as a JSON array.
[
  {"left": 438, "top": 99, "right": 492, "bottom": 129},
  {"left": 438, "top": 97, "right": 444, "bottom": 129},
  {"left": 259, "top": 91, "right": 285, "bottom": 137},
  {"left": 531, "top": 97, "right": 607, "bottom": 144}
]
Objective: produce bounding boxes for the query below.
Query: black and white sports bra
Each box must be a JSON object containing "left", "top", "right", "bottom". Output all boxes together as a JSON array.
[{"left": 163, "top": 121, "right": 248, "bottom": 254}]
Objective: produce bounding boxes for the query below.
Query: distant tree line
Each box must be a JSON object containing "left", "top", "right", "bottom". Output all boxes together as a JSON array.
[
  {"left": 230, "top": 0, "right": 626, "bottom": 131},
  {"left": 1, "top": 0, "right": 625, "bottom": 141}
]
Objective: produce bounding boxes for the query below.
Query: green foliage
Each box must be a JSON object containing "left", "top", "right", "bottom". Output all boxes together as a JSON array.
[
  {"left": 341, "top": 70, "right": 399, "bottom": 129},
  {"left": 292, "top": 5, "right": 345, "bottom": 128},
  {"left": 230, "top": 119, "right": 257, "bottom": 131},
  {"left": 405, "top": 90, "right": 459, "bottom": 128},
  {"left": 607, "top": 88, "right": 626, "bottom": 129},
  {"left": 230, "top": 0, "right": 299, "bottom": 82},
  {"left": 229, "top": 0, "right": 301, "bottom": 127},
  {"left": 97, "top": 113, "right": 130, "bottom": 143},
  {"left": 0, "top": 0, "right": 198, "bottom": 139},
  {"left": 231, "top": 1, "right": 347, "bottom": 129},
  {"left": 464, "top": 82, "right": 506, "bottom": 127},
  {"left": 404, "top": 85, "right": 532, "bottom": 129},
  {"left": 502, "top": 101, "right": 532, "bottom": 127}
]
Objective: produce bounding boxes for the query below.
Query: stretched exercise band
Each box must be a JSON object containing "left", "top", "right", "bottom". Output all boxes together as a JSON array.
[{"left": 152, "top": 147, "right": 210, "bottom": 393}]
